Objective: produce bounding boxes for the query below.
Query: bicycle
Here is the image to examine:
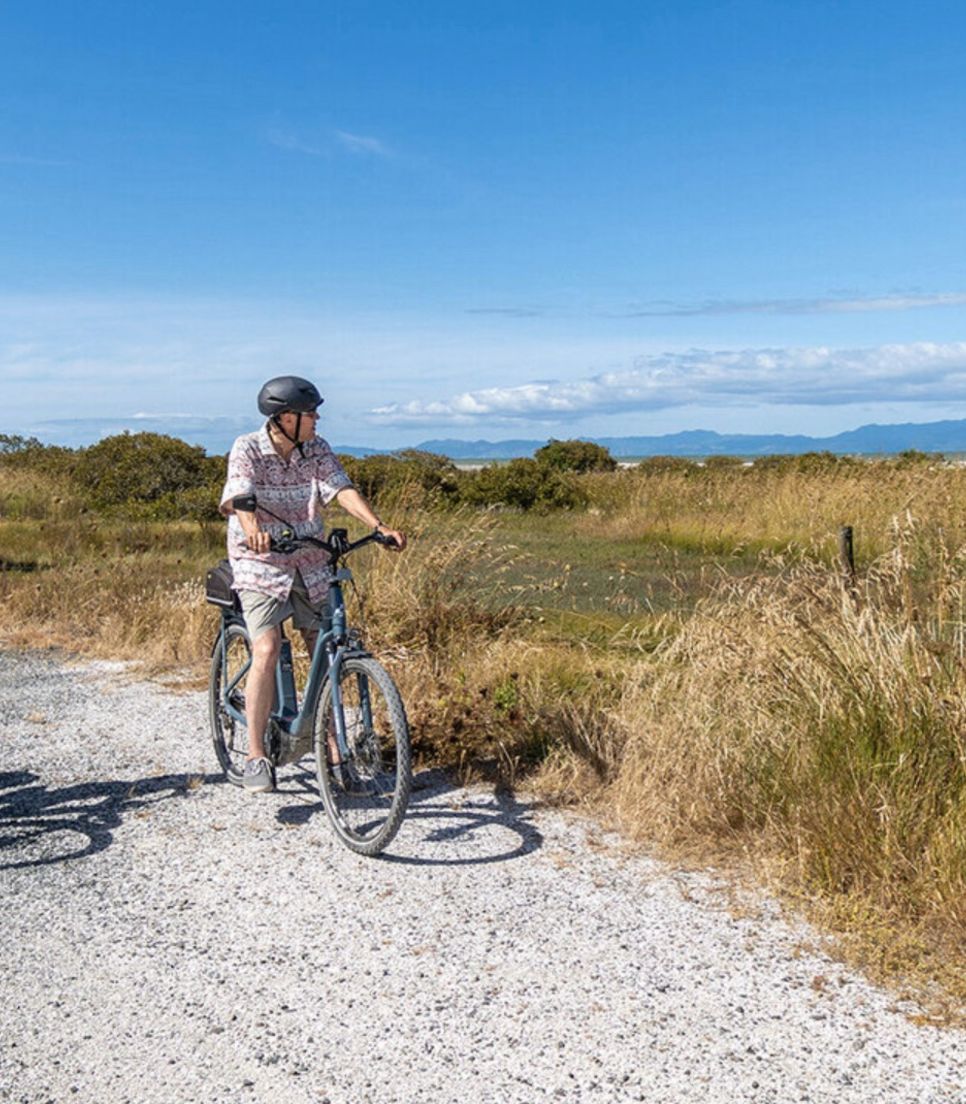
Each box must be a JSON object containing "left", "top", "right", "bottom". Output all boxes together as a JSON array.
[{"left": 205, "top": 495, "right": 411, "bottom": 856}]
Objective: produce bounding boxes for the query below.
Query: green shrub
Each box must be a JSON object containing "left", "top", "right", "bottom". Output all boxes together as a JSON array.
[
  {"left": 461, "top": 458, "right": 586, "bottom": 510},
  {"left": 895, "top": 448, "right": 942, "bottom": 466},
  {"left": 535, "top": 438, "right": 617, "bottom": 473},
  {"left": 73, "top": 432, "right": 212, "bottom": 510},
  {"left": 340, "top": 449, "right": 463, "bottom": 507},
  {"left": 701, "top": 454, "right": 746, "bottom": 471},
  {"left": 0, "top": 435, "right": 77, "bottom": 475},
  {"left": 0, "top": 434, "right": 44, "bottom": 455},
  {"left": 752, "top": 451, "right": 852, "bottom": 475}
]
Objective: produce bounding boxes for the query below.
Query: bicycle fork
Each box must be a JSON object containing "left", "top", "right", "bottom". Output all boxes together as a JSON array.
[
  {"left": 327, "top": 648, "right": 350, "bottom": 760},
  {"left": 326, "top": 651, "right": 376, "bottom": 764}
]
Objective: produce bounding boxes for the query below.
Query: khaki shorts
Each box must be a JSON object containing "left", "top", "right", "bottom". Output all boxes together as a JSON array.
[{"left": 238, "top": 572, "right": 327, "bottom": 641}]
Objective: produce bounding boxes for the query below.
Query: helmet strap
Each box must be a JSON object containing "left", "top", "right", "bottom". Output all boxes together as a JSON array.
[
  {"left": 294, "top": 413, "right": 306, "bottom": 457},
  {"left": 271, "top": 412, "right": 307, "bottom": 457}
]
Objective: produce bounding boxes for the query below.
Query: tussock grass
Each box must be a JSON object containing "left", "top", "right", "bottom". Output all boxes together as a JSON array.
[
  {"left": 348, "top": 507, "right": 524, "bottom": 661},
  {"left": 335, "top": 505, "right": 629, "bottom": 776},
  {"left": 0, "top": 517, "right": 223, "bottom": 665},
  {"left": 0, "top": 557, "right": 216, "bottom": 667},
  {"left": 597, "top": 521, "right": 966, "bottom": 1011}
]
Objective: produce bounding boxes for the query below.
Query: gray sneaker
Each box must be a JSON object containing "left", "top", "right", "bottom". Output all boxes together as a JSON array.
[{"left": 242, "top": 757, "right": 275, "bottom": 794}]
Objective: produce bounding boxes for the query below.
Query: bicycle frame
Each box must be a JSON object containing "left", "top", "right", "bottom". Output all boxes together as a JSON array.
[{"left": 216, "top": 566, "right": 369, "bottom": 767}]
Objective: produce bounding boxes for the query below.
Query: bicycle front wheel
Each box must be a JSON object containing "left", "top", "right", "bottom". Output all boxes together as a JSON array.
[
  {"left": 314, "top": 655, "right": 411, "bottom": 856},
  {"left": 209, "top": 620, "right": 252, "bottom": 785}
]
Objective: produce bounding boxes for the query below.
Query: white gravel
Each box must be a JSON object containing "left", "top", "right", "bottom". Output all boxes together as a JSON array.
[{"left": 0, "top": 648, "right": 963, "bottom": 1104}]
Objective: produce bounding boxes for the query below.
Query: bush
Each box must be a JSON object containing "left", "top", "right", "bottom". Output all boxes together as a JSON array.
[
  {"left": 0, "top": 434, "right": 44, "bottom": 455},
  {"left": 340, "top": 450, "right": 463, "bottom": 507},
  {"left": 895, "top": 448, "right": 942, "bottom": 466},
  {"left": 0, "top": 435, "right": 77, "bottom": 475},
  {"left": 535, "top": 438, "right": 617, "bottom": 473},
  {"left": 701, "top": 454, "right": 746, "bottom": 471},
  {"left": 461, "top": 458, "right": 586, "bottom": 510},
  {"left": 73, "top": 432, "right": 212, "bottom": 511},
  {"left": 751, "top": 451, "right": 852, "bottom": 475}
]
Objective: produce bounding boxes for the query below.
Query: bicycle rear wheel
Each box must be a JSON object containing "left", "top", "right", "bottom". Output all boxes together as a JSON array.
[
  {"left": 209, "top": 621, "right": 252, "bottom": 785},
  {"left": 314, "top": 655, "right": 411, "bottom": 856}
]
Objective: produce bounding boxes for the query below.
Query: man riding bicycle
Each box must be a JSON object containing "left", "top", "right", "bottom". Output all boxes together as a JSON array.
[{"left": 219, "top": 376, "right": 406, "bottom": 794}]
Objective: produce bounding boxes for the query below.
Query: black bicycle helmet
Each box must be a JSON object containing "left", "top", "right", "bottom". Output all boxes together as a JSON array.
[{"left": 257, "top": 376, "right": 323, "bottom": 416}]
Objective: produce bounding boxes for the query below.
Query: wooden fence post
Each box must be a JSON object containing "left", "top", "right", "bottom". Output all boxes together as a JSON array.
[{"left": 838, "top": 524, "right": 856, "bottom": 589}]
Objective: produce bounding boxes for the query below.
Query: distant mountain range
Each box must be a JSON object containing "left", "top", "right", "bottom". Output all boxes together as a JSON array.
[
  {"left": 334, "top": 418, "right": 966, "bottom": 460},
  {"left": 14, "top": 413, "right": 966, "bottom": 459}
]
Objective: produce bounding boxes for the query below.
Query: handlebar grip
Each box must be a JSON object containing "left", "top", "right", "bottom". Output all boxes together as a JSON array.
[{"left": 374, "top": 531, "right": 399, "bottom": 549}]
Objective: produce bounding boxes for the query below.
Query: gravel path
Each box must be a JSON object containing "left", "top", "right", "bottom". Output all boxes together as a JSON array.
[{"left": 1, "top": 649, "right": 963, "bottom": 1104}]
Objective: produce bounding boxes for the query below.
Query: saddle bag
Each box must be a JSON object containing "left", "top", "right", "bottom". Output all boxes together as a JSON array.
[{"left": 205, "top": 559, "right": 239, "bottom": 610}]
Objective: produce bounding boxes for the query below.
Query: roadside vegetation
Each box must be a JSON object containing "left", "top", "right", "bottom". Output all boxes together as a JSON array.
[{"left": 1, "top": 431, "right": 964, "bottom": 1017}]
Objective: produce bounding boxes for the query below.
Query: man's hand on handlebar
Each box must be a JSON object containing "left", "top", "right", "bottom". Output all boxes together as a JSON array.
[
  {"left": 375, "top": 526, "right": 406, "bottom": 551},
  {"left": 234, "top": 505, "right": 273, "bottom": 554},
  {"left": 246, "top": 529, "right": 273, "bottom": 554}
]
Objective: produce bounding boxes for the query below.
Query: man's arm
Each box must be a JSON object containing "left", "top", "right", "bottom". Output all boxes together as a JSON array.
[
  {"left": 334, "top": 487, "right": 407, "bottom": 550},
  {"left": 220, "top": 438, "right": 272, "bottom": 553},
  {"left": 234, "top": 508, "right": 272, "bottom": 553}
]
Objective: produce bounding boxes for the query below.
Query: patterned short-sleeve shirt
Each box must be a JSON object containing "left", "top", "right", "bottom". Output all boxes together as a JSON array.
[{"left": 219, "top": 423, "right": 354, "bottom": 604}]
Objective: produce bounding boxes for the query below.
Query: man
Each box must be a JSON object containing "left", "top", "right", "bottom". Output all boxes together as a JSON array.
[{"left": 220, "top": 375, "right": 406, "bottom": 793}]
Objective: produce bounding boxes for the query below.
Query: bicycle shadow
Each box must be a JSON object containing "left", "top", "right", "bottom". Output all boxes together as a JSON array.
[
  {"left": 276, "top": 767, "right": 544, "bottom": 866},
  {"left": 0, "top": 768, "right": 224, "bottom": 871}
]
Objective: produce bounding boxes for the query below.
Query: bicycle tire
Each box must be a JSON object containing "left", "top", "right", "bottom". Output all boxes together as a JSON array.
[
  {"left": 209, "top": 620, "right": 253, "bottom": 785},
  {"left": 313, "top": 655, "right": 412, "bottom": 856}
]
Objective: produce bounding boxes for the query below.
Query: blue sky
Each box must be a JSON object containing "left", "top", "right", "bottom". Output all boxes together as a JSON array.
[{"left": 2, "top": 1, "right": 966, "bottom": 451}]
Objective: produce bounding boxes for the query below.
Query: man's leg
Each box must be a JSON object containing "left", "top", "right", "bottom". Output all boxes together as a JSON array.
[{"left": 245, "top": 625, "right": 281, "bottom": 761}]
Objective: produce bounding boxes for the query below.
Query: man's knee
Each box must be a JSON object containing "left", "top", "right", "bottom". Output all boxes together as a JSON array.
[{"left": 251, "top": 627, "right": 281, "bottom": 665}]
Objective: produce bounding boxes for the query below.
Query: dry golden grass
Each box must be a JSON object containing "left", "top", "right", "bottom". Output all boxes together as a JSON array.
[
  {"left": 581, "top": 458, "right": 966, "bottom": 562},
  {"left": 2, "top": 461, "right": 965, "bottom": 1013},
  {"left": 0, "top": 561, "right": 215, "bottom": 667},
  {"left": 586, "top": 519, "right": 966, "bottom": 1016},
  {"left": 0, "top": 465, "right": 84, "bottom": 522},
  {"left": 0, "top": 516, "right": 222, "bottom": 667}
]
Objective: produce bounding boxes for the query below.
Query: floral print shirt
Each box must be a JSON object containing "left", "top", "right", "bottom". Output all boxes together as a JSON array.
[{"left": 219, "top": 423, "right": 354, "bottom": 604}]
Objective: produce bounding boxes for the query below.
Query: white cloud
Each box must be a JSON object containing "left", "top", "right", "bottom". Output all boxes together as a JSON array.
[
  {"left": 266, "top": 127, "right": 324, "bottom": 156},
  {"left": 370, "top": 342, "right": 966, "bottom": 424},
  {"left": 266, "top": 126, "right": 392, "bottom": 159},
  {"left": 617, "top": 292, "right": 966, "bottom": 318},
  {"left": 334, "top": 130, "right": 392, "bottom": 157}
]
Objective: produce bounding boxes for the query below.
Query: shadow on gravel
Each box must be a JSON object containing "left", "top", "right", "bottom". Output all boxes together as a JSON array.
[
  {"left": 0, "top": 769, "right": 224, "bottom": 871},
  {"left": 275, "top": 767, "right": 544, "bottom": 866}
]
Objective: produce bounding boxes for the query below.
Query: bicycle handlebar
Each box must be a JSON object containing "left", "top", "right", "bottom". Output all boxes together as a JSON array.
[
  {"left": 229, "top": 495, "right": 398, "bottom": 559},
  {"left": 269, "top": 527, "right": 398, "bottom": 559}
]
